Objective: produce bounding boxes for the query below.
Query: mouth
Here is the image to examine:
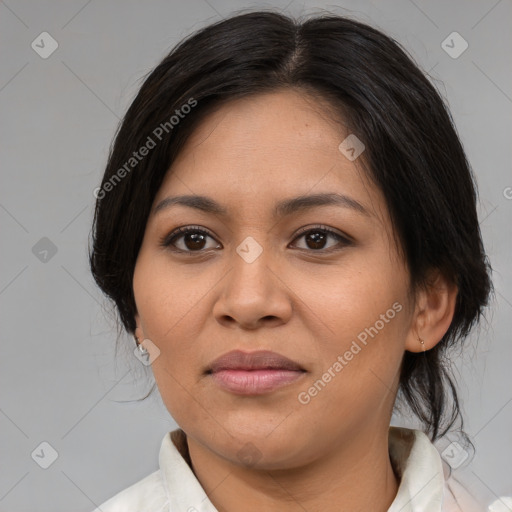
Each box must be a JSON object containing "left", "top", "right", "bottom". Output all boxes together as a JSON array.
[{"left": 206, "top": 350, "right": 306, "bottom": 395}]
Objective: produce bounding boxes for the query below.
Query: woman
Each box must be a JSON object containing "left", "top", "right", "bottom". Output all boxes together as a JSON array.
[{"left": 89, "top": 10, "right": 493, "bottom": 512}]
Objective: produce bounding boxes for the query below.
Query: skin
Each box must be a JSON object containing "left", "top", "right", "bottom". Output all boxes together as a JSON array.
[{"left": 132, "top": 89, "right": 458, "bottom": 512}]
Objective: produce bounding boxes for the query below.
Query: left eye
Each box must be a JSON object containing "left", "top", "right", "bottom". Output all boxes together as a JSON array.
[
  {"left": 291, "top": 226, "right": 351, "bottom": 252},
  {"left": 160, "top": 225, "right": 351, "bottom": 254}
]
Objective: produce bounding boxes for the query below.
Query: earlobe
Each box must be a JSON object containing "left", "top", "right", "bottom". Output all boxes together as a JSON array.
[
  {"left": 405, "top": 269, "right": 458, "bottom": 353},
  {"left": 134, "top": 316, "right": 145, "bottom": 345}
]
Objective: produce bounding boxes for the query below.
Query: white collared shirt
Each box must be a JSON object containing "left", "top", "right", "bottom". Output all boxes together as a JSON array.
[{"left": 92, "top": 426, "right": 484, "bottom": 512}]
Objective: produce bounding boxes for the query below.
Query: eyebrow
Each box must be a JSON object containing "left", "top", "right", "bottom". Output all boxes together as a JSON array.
[{"left": 152, "top": 192, "right": 371, "bottom": 218}]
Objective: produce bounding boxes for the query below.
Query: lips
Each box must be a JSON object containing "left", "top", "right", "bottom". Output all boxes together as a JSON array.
[
  {"left": 206, "top": 350, "right": 306, "bottom": 395},
  {"left": 207, "top": 350, "right": 305, "bottom": 373}
]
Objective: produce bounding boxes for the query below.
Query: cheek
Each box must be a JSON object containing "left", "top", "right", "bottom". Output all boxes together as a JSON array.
[
  {"left": 291, "top": 262, "right": 409, "bottom": 407},
  {"left": 133, "top": 250, "right": 206, "bottom": 341},
  {"left": 133, "top": 250, "right": 215, "bottom": 401},
  {"left": 289, "top": 252, "right": 406, "bottom": 339}
]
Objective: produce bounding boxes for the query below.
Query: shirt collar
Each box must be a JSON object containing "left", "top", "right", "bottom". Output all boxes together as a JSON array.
[
  {"left": 387, "top": 426, "right": 445, "bottom": 511},
  {"left": 159, "top": 426, "right": 445, "bottom": 512},
  {"left": 159, "top": 429, "right": 218, "bottom": 511}
]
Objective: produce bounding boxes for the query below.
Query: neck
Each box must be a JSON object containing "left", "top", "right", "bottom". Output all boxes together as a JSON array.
[{"left": 185, "top": 427, "right": 399, "bottom": 512}]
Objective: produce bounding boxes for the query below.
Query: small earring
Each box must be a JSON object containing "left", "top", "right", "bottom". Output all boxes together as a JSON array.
[
  {"left": 134, "top": 335, "right": 148, "bottom": 355},
  {"left": 418, "top": 336, "right": 426, "bottom": 352}
]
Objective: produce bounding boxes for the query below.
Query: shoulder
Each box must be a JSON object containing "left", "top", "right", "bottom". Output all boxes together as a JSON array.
[{"left": 91, "top": 469, "right": 169, "bottom": 512}]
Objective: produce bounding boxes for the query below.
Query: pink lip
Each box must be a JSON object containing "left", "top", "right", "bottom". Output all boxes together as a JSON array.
[{"left": 207, "top": 350, "right": 306, "bottom": 395}]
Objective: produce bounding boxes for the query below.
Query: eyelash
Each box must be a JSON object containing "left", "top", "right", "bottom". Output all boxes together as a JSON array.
[{"left": 159, "top": 224, "right": 352, "bottom": 255}]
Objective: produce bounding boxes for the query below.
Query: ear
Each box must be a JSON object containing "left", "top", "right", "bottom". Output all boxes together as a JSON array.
[{"left": 405, "top": 269, "right": 458, "bottom": 353}]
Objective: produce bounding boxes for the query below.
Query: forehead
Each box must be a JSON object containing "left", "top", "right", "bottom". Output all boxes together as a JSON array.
[
  {"left": 154, "top": 89, "right": 384, "bottom": 221},
  {"left": 176, "top": 89, "right": 345, "bottom": 164}
]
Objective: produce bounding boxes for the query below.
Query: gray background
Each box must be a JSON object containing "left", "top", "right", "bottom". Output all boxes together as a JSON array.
[{"left": 1, "top": 1, "right": 511, "bottom": 511}]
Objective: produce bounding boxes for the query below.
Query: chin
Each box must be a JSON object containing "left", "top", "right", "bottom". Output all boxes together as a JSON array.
[{"left": 208, "top": 418, "right": 318, "bottom": 470}]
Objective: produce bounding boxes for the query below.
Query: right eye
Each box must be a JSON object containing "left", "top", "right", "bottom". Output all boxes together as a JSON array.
[{"left": 160, "top": 225, "right": 221, "bottom": 253}]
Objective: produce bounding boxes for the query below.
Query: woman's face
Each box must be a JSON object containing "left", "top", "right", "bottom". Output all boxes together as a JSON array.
[{"left": 133, "top": 89, "right": 418, "bottom": 469}]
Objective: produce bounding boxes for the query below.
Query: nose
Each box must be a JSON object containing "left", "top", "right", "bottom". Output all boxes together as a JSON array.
[{"left": 212, "top": 240, "right": 293, "bottom": 330}]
